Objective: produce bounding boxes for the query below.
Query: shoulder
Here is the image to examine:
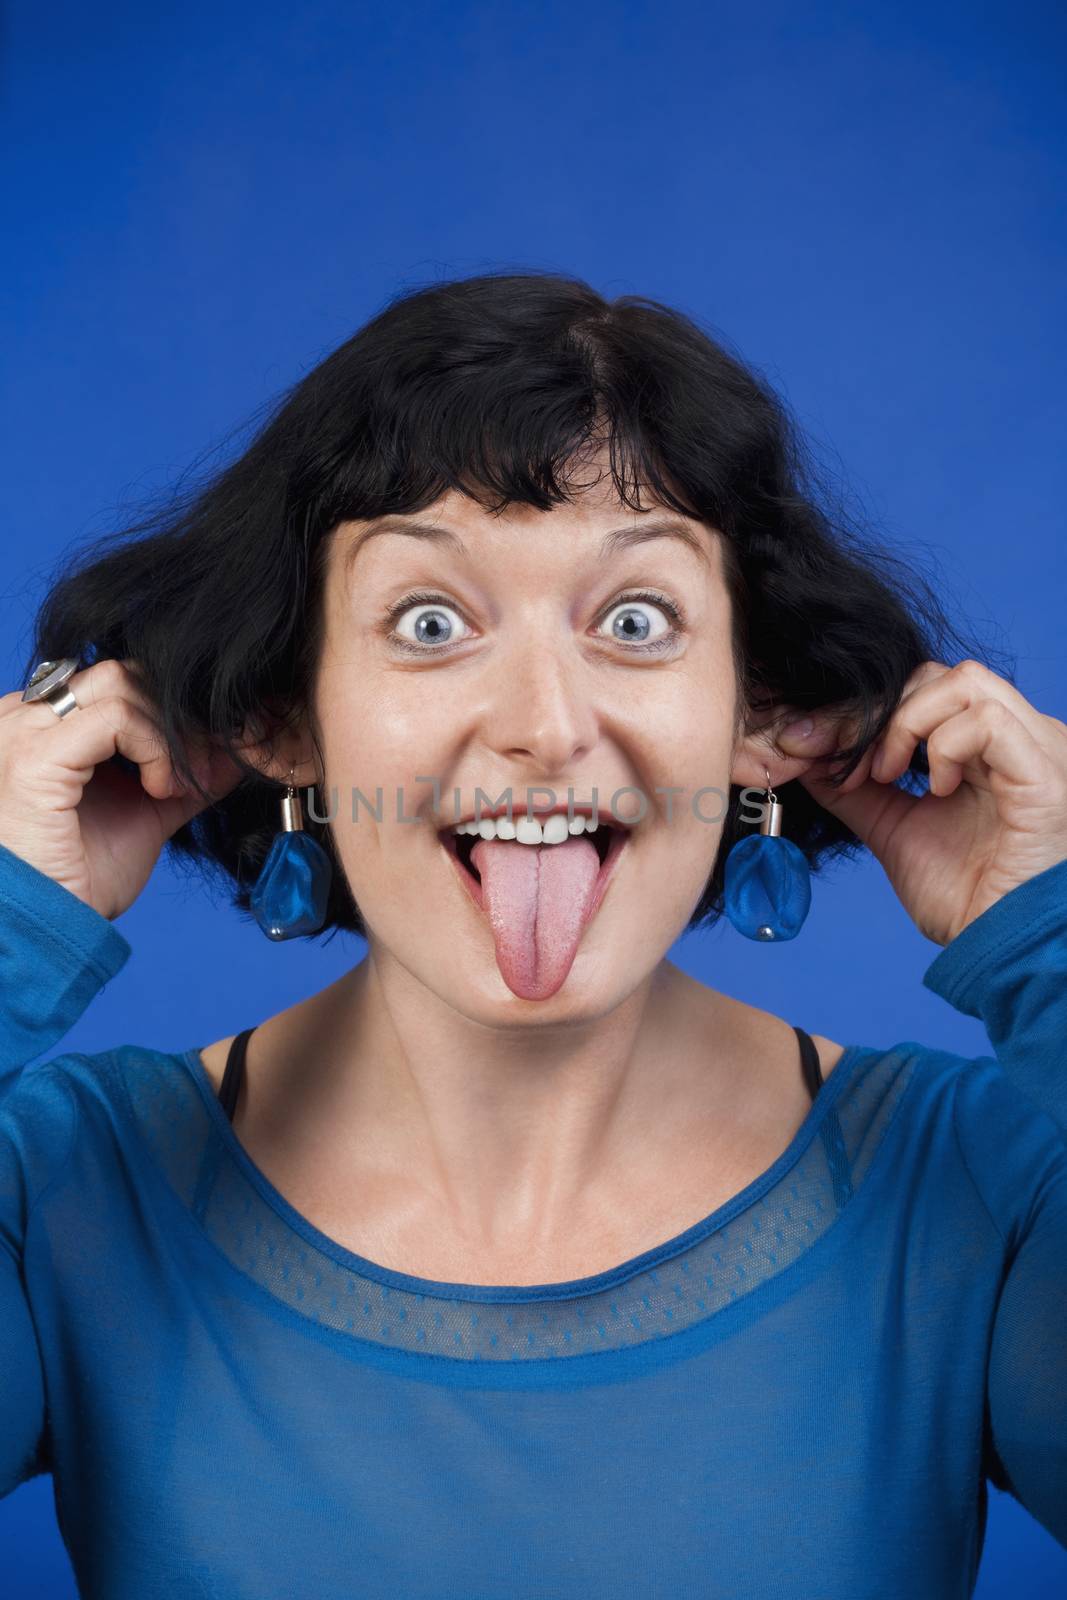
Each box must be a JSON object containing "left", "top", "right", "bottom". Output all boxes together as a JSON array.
[
  {"left": 0, "top": 1057, "right": 82, "bottom": 1228},
  {"left": 948, "top": 1051, "right": 1067, "bottom": 1246},
  {"left": 197, "top": 1036, "right": 237, "bottom": 1096},
  {"left": 867, "top": 1040, "right": 1067, "bottom": 1245},
  {"left": 805, "top": 1032, "right": 850, "bottom": 1082},
  {"left": 660, "top": 961, "right": 851, "bottom": 1085},
  {"left": 1, "top": 1045, "right": 169, "bottom": 1138},
  {"left": 1, "top": 1044, "right": 207, "bottom": 1201}
]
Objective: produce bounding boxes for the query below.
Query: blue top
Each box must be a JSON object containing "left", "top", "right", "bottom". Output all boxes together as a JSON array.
[{"left": 1, "top": 838, "right": 1065, "bottom": 1597}]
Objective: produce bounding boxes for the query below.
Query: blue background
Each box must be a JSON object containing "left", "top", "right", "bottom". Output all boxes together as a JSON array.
[{"left": 2, "top": 0, "right": 1065, "bottom": 1591}]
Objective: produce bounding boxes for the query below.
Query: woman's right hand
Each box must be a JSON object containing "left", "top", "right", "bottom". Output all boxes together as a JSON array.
[{"left": 0, "top": 657, "right": 244, "bottom": 921}]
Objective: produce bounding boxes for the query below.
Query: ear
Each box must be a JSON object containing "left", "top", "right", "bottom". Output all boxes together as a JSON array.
[
  {"left": 730, "top": 706, "right": 840, "bottom": 790},
  {"left": 236, "top": 703, "right": 321, "bottom": 789}
]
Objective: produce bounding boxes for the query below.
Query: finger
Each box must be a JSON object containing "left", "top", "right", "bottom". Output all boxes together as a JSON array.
[
  {"left": 923, "top": 699, "right": 1065, "bottom": 802},
  {"left": 152, "top": 749, "right": 246, "bottom": 833},
  {"left": 9, "top": 658, "right": 153, "bottom": 731},
  {"left": 774, "top": 660, "right": 954, "bottom": 765},
  {"left": 0, "top": 659, "right": 108, "bottom": 722},
  {"left": 778, "top": 657, "right": 1066, "bottom": 790},
  {"left": 772, "top": 720, "right": 896, "bottom": 798},
  {"left": 795, "top": 763, "right": 921, "bottom": 854},
  {"left": 11, "top": 657, "right": 228, "bottom": 801},
  {"left": 16, "top": 691, "right": 185, "bottom": 802},
  {"left": 772, "top": 661, "right": 950, "bottom": 771},
  {"left": 871, "top": 660, "right": 1067, "bottom": 784},
  {"left": 11, "top": 657, "right": 212, "bottom": 803},
  {"left": 8, "top": 658, "right": 161, "bottom": 725},
  {"left": 167, "top": 742, "right": 245, "bottom": 802}
]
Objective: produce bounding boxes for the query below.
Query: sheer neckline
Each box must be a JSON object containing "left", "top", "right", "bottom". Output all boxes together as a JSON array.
[{"left": 179, "top": 1039, "right": 870, "bottom": 1306}]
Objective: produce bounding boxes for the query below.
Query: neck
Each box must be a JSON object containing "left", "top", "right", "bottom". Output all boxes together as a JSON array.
[{"left": 256, "top": 951, "right": 734, "bottom": 1256}]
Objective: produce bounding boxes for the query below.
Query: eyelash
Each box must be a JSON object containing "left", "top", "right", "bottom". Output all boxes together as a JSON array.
[{"left": 382, "top": 589, "right": 686, "bottom": 655}]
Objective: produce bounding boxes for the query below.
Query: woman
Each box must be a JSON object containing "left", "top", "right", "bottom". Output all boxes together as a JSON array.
[{"left": 1, "top": 270, "right": 1064, "bottom": 1597}]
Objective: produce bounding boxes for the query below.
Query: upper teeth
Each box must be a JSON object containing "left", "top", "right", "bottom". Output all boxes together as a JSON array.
[{"left": 451, "top": 814, "right": 601, "bottom": 845}]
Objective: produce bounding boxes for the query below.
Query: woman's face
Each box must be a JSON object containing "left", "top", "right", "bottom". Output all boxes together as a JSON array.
[{"left": 302, "top": 473, "right": 764, "bottom": 1023}]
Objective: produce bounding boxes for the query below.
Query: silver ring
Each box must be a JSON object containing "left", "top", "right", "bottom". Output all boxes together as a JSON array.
[{"left": 21, "top": 658, "right": 81, "bottom": 719}]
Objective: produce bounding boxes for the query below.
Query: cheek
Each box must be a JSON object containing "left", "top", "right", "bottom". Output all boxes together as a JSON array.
[
  {"left": 634, "top": 719, "right": 732, "bottom": 884},
  {"left": 314, "top": 699, "right": 457, "bottom": 907},
  {"left": 634, "top": 709, "right": 733, "bottom": 821},
  {"left": 627, "top": 653, "right": 733, "bottom": 757},
  {"left": 318, "top": 665, "right": 454, "bottom": 794}
]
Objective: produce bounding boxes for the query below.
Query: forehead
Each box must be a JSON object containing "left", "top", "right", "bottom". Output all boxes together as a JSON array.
[{"left": 338, "top": 485, "right": 722, "bottom": 581}]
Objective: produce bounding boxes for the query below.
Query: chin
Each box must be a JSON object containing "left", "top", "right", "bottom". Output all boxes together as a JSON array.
[{"left": 404, "top": 925, "right": 662, "bottom": 1033}]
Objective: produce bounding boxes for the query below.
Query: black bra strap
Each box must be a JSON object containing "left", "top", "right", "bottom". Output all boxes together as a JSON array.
[
  {"left": 794, "top": 1025, "right": 824, "bottom": 1102},
  {"left": 219, "top": 1026, "right": 256, "bottom": 1122}
]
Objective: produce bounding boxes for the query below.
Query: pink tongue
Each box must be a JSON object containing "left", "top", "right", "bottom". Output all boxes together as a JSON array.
[{"left": 469, "top": 835, "right": 601, "bottom": 1001}]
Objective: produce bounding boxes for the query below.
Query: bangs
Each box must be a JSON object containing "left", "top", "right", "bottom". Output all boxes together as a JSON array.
[
  {"left": 337, "top": 402, "right": 701, "bottom": 525},
  {"left": 305, "top": 274, "right": 717, "bottom": 535}
]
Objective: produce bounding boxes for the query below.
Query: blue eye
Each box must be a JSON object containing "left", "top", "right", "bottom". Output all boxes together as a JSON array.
[
  {"left": 597, "top": 595, "right": 678, "bottom": 649},
  {"left": 391, "top": 599, "right": 471, "bottom": 650},
  {"left": 384, "top": 588, "right": 684, "bottom": 656}
]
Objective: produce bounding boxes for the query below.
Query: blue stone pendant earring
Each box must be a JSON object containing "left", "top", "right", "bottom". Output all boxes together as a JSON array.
[
  {"left": 723, "top": 768, "right": 811, "bottom": 942},
  {"left": 250, "top": 766, "right": 333, "bottom": 940}
]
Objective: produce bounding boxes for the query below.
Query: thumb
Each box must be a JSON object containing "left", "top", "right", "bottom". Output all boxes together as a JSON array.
[
  {"left": 795, "top": 762, "right": 916, "bottom": 849},
  {"left": 160, "top": 749, "right": 245, "bottom": 828}
]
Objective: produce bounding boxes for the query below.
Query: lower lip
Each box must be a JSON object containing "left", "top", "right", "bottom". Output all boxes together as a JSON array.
[{"left": 438, "top": 825, "right": 631, "bottom": 925}]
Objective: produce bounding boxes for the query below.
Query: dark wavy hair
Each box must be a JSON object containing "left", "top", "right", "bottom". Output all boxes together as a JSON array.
[{"left": 21, "top": 269, "right": 1005, "bottom": 943}]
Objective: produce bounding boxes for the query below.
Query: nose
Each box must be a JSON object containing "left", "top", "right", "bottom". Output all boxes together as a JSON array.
[{"left": 482, "top": 637, "right": 599, "bottom": 777}]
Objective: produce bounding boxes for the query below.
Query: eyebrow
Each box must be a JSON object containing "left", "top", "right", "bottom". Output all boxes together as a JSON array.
[{"left": 343, "top": 513, "right": 711, "bottom": 573}]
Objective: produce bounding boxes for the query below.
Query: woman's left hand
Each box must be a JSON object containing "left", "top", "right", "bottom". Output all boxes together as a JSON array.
[{"left": 776, "top": 659, "right": 1067, "bottom": 946}]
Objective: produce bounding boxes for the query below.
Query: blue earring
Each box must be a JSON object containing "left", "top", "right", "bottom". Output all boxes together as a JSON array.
[
  {"left": 250, "top": 766, "right": 333, "bottom": 940},
  {"left": 723, "top": 768, "right": 811, "bottom": 942}
]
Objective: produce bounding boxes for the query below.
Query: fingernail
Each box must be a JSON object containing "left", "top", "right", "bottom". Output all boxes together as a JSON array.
[{"left": 783, "top": 716, "right": 815, "bottom": 739}]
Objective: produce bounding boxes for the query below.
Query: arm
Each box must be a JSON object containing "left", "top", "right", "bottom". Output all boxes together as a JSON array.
[
  {"left": 0, "top": 1062, "right": 79, "bottom": 1496},
  {"left": 0, "top": 838, "right": 131, "bottom": 1075},
  {"left": 952, "top": 1060, "right": 1067, "bottom": 1546},
  {"left": 924, "top": 857, "right": 1067, "bottom": 1545},
  {"left": 923, "top": 854, "right": 1067, "bottom": 1140},
  {"left": 0, "top": 837, "right": 130, "bottom": 1496}
]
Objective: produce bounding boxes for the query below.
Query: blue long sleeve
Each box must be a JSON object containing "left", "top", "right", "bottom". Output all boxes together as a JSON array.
[
  {"left": 923, "top": 854, "right": 1067, "bottom": 1139},
  {"left": 0, "top": 840, "right": 131, "bottom": 1075},
  {"left": 0, "top": 840, "right": 129, "bottom": 1497},
  {"left": 923, "top": 855, "right": 1067, "bottom": 1546}
]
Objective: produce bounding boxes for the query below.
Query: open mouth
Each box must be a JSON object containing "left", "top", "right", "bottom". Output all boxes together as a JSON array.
[
  {"left": 441, "top": 817, "right": 620, "bottom": 887},
  {"left": 436, "top": 812, "right": 632, "bottom": 1001}
]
